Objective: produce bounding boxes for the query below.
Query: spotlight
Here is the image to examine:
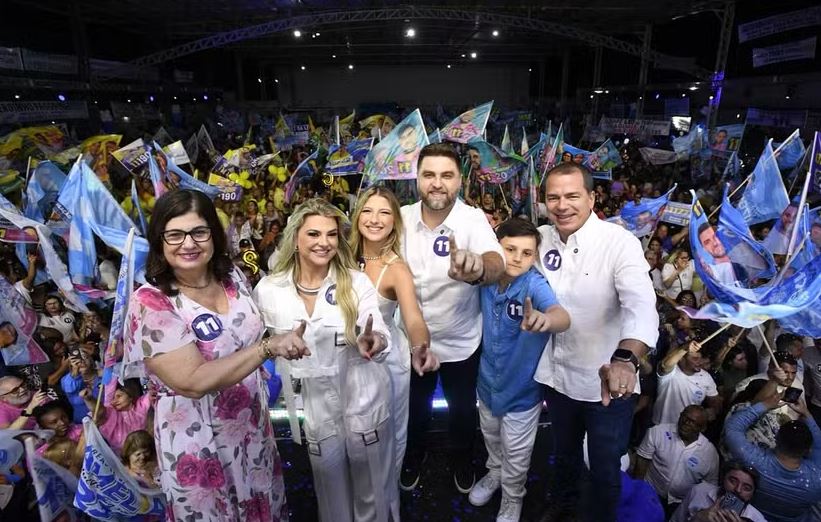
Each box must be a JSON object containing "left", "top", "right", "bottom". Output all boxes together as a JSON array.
[
  {"left": 149, "top": 95, "right": 154, "bottom": 102},
  {"left": 405, "top": 28, "right": 416, "bottom": 38},
  {"left": 638, "top": 96, "right": 643, "bottom": 100},
  {"left": 300, "top": 65, "right": 306, "bottom": 71},
  {"left": 447, "top": 64, "right": 451, "bottom": 69},
  {"left": 492, "top": 29, "right": 499, "bottom": 37},
  {"left": 293, "top": 30, "right": 302, "bottom": 38},
  {"left": 654, "top": 93, "right": 660, "bottom": 99},
  {"left": 461, "top": 54, "right": 466, "bottom": 58},
  {"left": 57, "top": 94, "right": 66, "bottom": 102},
  {"left": 332, "top": 54, "right": 337, "bottom": 58},
  {"left": 594, "top": 89, "right": 604, "bottom": 94},
  {"left": 13, "top": 94, "right": 20, "bottom": 99},
  {"left": 785, "top": 95, "right": 791, "bottom": 100},
  {"left": 736, "top": 113, "right": 741, "bottom": 119},
  {"left": 528, "top": 68, "right": 532, "bottom": 72},
  {"left": 274, "top": 79, "right": 279, "bottom": 83},
  {"left": 348, "top": 64, "right": 354, "bottom": 70},
  {"left": 173, "top": 96, "right": 177, "bottom": 100},
  {"left": 127, "top": 98, "right": 131, "bottom": 103},
  {"left": 590, "top": 95, "right": 594, "bottom": 99},
  {"left": 709, "top": 95, "right": 714, "bottom": 100},
  {"left": 470, "top": 51, "right": 477, "bottom": 59},
  {"left": 203, "top": 94, "right": 208, "bottom": 100},
  {"left": 257, "top": 78, "right": 262, "bottom": 83},
  {"left": 688, "top": 85, "right": 698, "bottom": 91},
  {"left": 623, "top": 138, "right": 630, "bottom": 145},
  {"left": 681, "top": 93, "right": 686, "bottom": 97}
]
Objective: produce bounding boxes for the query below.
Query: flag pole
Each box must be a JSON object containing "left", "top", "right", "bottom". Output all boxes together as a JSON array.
[
  {"left": 756, "top": 324, "right": 779, "bottom": 366},
  {"left": 707, "top": 174, "right": 753, "bottom": 220},
  {"left": 785, "top": 132, "right": 816, "bottom": 258}
]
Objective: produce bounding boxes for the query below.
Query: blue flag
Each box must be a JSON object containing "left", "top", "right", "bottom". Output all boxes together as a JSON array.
[
  {"left": 284, "top": 149, "right": 319, "bottom": 203},
  {"left": 427, "top": 128, "right": 442, "bottom": 144},
  {"left": 363, "top": 109, "right": 429, "bottom": 183},
  {"left": 326, "top": 138, "right": 373, "bottom": 176},
  {"left": 466, "top": 141, "right": 526, "bottom": 184},
  {"left": 25, "top": 161, "right": 66, "bottom": 223},
  {"left": 718, "top": 185, "right": 777, "bottom": 282},
  {"left": 613, "top": 185, "right": 677, "bottom": 237},
  {"left": 146, "top": 146, "right": 168, "bottom": 199},
  {"left": 130, "top": 180, "right": 148, "bottom": 237},
  {"left": 153, "top": 142, "right": 221, "bottom": 199},
  {"left": 74, "top": 418, "right": 165, "bottom": 521},
  {"left": 25, "top": 438, "right": 79, "bottom": 522},
  {"left": 736, "top": 140, "right": 789, "bottom": 225},
  {"left": 721, "top": 151, "right": 741, "bottom": 183},
  {"left": 810, "top": 131, "right": 821, "bottom": 195},
  {"left": 774, "top": 129, "right": 805, "bottom": 170}
]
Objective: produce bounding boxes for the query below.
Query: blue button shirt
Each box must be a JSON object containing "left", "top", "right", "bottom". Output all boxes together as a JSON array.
[{"left": 479, "top": 268, "right": 559, "bottom": 417}]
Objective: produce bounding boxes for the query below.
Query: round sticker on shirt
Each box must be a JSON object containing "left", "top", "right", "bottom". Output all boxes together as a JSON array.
[
  {"left": 325, "top": 284, "right": 337, "bottom": 305},
  {"left": 692, "top": 389, "right": 705, "bottom": 402},
  {"left": 686, "top": 456, "right": 700, "bottom": 469},
  {"left": 63, "top": 317, "right": 72, "bottom": 324},
  {"left": 191, "top": 313, "right": 224, "bottom": 342},
  {"left": 543, "top": 249, "right": 562, "bottom": 271},
  {"left": 433, "top": 235, "right": 451, "bottom": 257},
  {"left": 506, "top": 299, "right": 524, "bottom": 321}
]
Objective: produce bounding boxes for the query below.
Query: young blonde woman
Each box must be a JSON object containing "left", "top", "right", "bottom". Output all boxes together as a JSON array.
[
  {"left": 350, "top": 186, "right": 439, "bottom": 483},
  {"left": 254, "top": 198, "right": 397, "bottom": 522}
]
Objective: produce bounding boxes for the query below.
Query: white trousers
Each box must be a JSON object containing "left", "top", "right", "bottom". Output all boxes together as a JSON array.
[
  {"left": 386, "top": 339, "right": 410, "bottom": 480},
  {"left": 478, "top": 400, "right": 541, "bottom": 499}
]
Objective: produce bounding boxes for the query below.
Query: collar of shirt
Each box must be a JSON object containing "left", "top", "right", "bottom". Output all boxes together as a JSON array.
[
  {"left": 268, "top": 265, "right": 338, "bottom": 289},
  {"left": 543, "top": 211, "right": 601, "bottom": 252},
  {"left": 410, "top": 198, "right": 466, "bottom": 233}
]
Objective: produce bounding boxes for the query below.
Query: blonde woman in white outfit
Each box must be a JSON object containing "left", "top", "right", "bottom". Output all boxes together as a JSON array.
[
  {"left": 350, "top": 186, "right": 440, "bottom": 482},
  {"left": 253, "top": 198, "right": 397, "bottom": 522}
]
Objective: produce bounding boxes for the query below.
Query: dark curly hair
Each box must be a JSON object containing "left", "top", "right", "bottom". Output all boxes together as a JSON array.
[{"left": 145, "top": 190, "right": 233, "bottom": 296}]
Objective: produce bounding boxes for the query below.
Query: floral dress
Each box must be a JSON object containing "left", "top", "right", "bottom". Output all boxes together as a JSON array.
[{"left": 123, "top": 269, "right": 288, "bottom": 522}]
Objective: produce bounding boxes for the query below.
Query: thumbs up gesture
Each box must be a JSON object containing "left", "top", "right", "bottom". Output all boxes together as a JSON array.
[
  {"left": 357, "top": 314, "right": 387, "bottom": 360},
  {"left": 448, "top": 236, "right": 484, "bottom": 283},
  {"left": 521, "top": 297, "right": 552, "bottom": 332}
]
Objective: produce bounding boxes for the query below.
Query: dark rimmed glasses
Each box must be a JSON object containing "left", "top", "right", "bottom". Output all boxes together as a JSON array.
[{"left": 161, "top": 226, "right": 212, "bottom": 245}]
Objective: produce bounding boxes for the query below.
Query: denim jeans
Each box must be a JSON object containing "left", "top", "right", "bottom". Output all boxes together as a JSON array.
[{"left": 544, "top": 385, "right": 636, "bottom": 522}]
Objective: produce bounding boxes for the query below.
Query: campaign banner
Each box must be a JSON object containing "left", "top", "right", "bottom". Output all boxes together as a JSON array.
[
  {"left": 441, "top": 101, "right": 493, "bottom": 144},
  {"left": 0, "top": 224, "right": 38, "bottom": 243},
  {"left": 583, "top": 139, "right": 622, "bottom": 172},
  {"left": 737, "top": 140, "right": 790, "bottom": 225},
  {"left": 207, "top": 173, "right": 244, "bottom": 202},
  {"left": 613, "top": 185, "right": 676, "bottom": 237},
  {"left": 639, "top": 147, "right": 678, "bottom": 165},
  {"left": 0, "top": 47, "right": 22, "bottom": 70},
  {"left": 774, "top": 129, "right": 806, "bottom": 170},
  {"left": 660, "top": 201, "right": 691, "bottom": 226},
  {"left": 745, "top": 108, "right": 807, "bottom": 129},
  {"left": 810, "top": 131, "right": 821, "bottom": 195},
  {"left": 0, "top": 275, "right": 48, "bottom": 366},
  {"left": 326, "top": 138, "right": 372, "bottom": 176},
  {"left": 25, "top": 438, "right": 79, "bottom": 522},
  {"left": 738, "top": 5, "right": 821, "bottom": 43},
  {"left": 112, "top": 139, "right": 150, "bottom": 177},
  {"left": 465, "top": 141, "right": 526, "bottom": 185},
  {"left": 752, "top": 37, "right": 816, "bottom": 68},
  {"left": 598, "top": 116, "right": 670, "bottom": 137},
  {"left": 0, "top": 101, "right": 89, "bottom": 125},
  {"left": 363, "top": 109, "right": 429, "bottom": 182}
]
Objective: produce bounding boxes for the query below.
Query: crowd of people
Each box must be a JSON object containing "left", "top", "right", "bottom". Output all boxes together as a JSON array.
[{"left": 0, "top": 111, "right": 819, "bottom": 522}]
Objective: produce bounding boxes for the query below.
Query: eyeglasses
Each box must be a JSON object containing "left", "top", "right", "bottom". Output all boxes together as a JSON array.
[
  {"left": 161, "top": 227, "right": 212, "bottom": 245},
  {"left": 0, "top": 383, "right": 25, "bottom": 397}
]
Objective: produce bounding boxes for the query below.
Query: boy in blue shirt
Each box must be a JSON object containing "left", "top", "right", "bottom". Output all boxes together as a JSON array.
[{"left": 470, "top": 218, "right": 570, "bottom": 522}]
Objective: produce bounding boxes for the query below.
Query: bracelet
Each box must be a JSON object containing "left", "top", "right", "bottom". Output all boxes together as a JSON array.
[
  {"left": 257, "top": 337, "right": 274, "bottom": 361},
  {"left": 410, "top": 345, "right": 423, "bottom": 353}
]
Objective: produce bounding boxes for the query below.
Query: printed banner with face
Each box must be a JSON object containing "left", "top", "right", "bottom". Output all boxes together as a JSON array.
[
  {"left": 583, "top": 139, "right": 622, "bottom": 172},
  {"left": 326, "top": 138, "right": 373, "bottom": 176},
  {"left": 441, "top": 101, "right": 493, "bottom": 144},
  {"left": 773, "top": 129, "right": 806, "bottom": 170},
  {"left": 363, "top": 109, "right": 429, "bottom": 183},
  {"left": 612, "top": 185, "right": 676, "bottom": 237},
  {"left": 24, "top": 438, "right": 78, "bottom": 522},
  {"left": 0, "top": 275, "right": 48, "bottom": 366},
  {"left": 465, "top": 141, "right": 526, "bottom": 185},
  {"left": 737, "top": 140, "right": 790, "bottom": 225}
]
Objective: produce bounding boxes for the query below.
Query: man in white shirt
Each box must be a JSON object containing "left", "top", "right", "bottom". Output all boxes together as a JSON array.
[
  {"left": 534, "top": 162, "right": 659, "bottom": 522},
  {"left": 636, "top": 405, "right": 719, "bottom": 513},
  {"left": 400, "top": 143, "right": 505, "bottom": 494},
  {"left": 670, "top": 460, "right": 767, "bottom": 522},
  {"left": 654, "top": 340, "right": 721, "bottom": 426}
]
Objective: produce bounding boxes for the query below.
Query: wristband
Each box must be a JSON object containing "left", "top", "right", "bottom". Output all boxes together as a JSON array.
[{"left": 467, "top": 266, "right": 486, "bottom": 286}]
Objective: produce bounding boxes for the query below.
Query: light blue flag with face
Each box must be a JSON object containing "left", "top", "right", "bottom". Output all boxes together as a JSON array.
[
  {"left": 774, "top": 129, "right": 805, "bottom": 170},
  {"left": 718, "top": 185, "right": 777, "bottom": 282},
  {"left": 523, "top": 132, "right": 547, "bottom": 172},
  {"left": 685, "top": 191, "right": 821, "bottom": 327},
  {"left": 153, "top": 142, "right": 221, "bottom": 198},
  {"left": 777, "top": 207, "right": 821, "bottom": 336},
  {"left": 25, "top": 161, "right": 66, "bottom": 223},
  {"left": 465, "top": 141, "right": 526, "bottom": 185},
  {"left": 721, "top": 151, "right": 741, "bottom": 183},
  {"left": 146, "top": 146, "right": 168, "bottom": 199},
  {"left": 326, "top": 138, "right": 373, "bottom": 176},
  {"left": 74, "top": 418, "right": 165, "bottom": 521},
  {"left": 584, "top": 139, "right": 623, "bottom": 172},
  {"left": 363, "top": 109, "right": 429, "bottom": 183},
  {"left": 614, "top": 185, "right": 677, "bottom": 237},
  {"left": 24, "top": 438, "right": 79, "bottom": 522},
  {"left": 736, "top": 140, "right": 790, "bottom": 226},
  {"left": 441, "top": 101, "right": 493, "bottom": 144},
  {"left": 130, "top": 179, "right": 148, "bottom": 237}
]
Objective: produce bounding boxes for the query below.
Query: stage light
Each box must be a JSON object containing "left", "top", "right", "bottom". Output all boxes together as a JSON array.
[
  {"left": 688, "top": 85, "right": 698, "bottom": 91},
  {"left": 594, "top": 89, "right": 604, "bottom": 94},
  {"left": 293, "top": 30, "right": 302, "bottom": 38},
  {"left": 332, "top": 54, "right": 337, "bottom": 58},
  {"left": 654, "top": 93, "right": 660, "bottom": 99},
  {"left": 528, "top": 68, "right": 532, "bottom": 72},
  {"left": 149, "top": 95, "right": 154, "bottom": 102},
  {"left": 605, "top": 90, "right": 610, "bottom": 94},
  {"left": 13, "top": 94, "right": 20, "bottom": 99},
  {"left": 785, "top": 95, "right": 791, "bottom": 100},
  {"left": 405, "top": 28, "right": 416, "bottom": 38},
  {"left": 470, "top": 51, "right": 477, "bottom": 59},
  {"left": 257, "top": 78, "right": 262, "bottom": 83},
  {"left": 590, "top": 95, "right": 594, "bottom": 99},
  {"left": 173, "top": 96, "right": 177, "bottom": 100},
  {"left": 348, "top": 64, "right": 354, "bottom": 70},
  {"left": 736, "top": 113, "right": 741, "bottom": 119},
  {"left": 638, "top": 96, "right": 643, "bottom": 100},
  {"left": 300, "top": 65, "right": 306, "bottom": 71},
  {"left": 623, "top": 138, "right": 630, "bottom": 145},
  {"left": 274, "top": 79, "right": 279, "bottom": 83},
  {"left": 461, "top": 53, "right": 466, "bottom": 58},
  {"left": 127, "top": 98, "right": 131, "bottom": 103},
  {"left": 681, "top": 93, "right": 686, "bottom": 97},
  {"left": 57, "top": 94, "right": 66, "bottom": 102},
  {"left": 203, "top": 94, "right": 208, "bottom": 100},
  {"left": 447, "top": 64, "right": 451, "bottom": 69},
  {"left": 492, "top": 29, "right": 499, "bottom": 37},
  {"left": 709, "top": 95, "right": 714, "bottom": 100}
]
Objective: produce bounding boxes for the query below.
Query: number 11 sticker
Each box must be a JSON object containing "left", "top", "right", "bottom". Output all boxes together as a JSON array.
[
  {"left": 192, "top": 313, "right": 224, "bottom": 341},
  {"left": 544, "top": 249, "right": 562, "bottom": 271}
]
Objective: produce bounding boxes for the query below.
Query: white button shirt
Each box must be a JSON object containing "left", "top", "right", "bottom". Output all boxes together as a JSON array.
[
  {"left": 401, "top": 199, "right": 504, "bottom": 363},
  {"left": 653, "top": 366, "right": 719, "bottom": 426},
  {"left": 534, "top": 213, "right": 659, "bottom": 402},
  {"left": 636, "top": 424, "right": 719, "bottom": 503},
  {"left": 254, "top": 268, "right": 392, "bottom": 440}
]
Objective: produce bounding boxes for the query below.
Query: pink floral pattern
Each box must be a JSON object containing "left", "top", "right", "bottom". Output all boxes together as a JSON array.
[{"left": 123, "top": 269, "right": 287, "bottom": 521}]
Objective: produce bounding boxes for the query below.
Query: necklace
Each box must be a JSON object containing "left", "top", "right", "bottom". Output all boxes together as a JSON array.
[
  {"left": 295, "top": 281, "right": 321, "bottom": 295},
  {"left": 176, "top": 278, "right": 212, "bottom": 290},
  {"left": 361, "top": 253, "right": 381, "bottom": 261}
]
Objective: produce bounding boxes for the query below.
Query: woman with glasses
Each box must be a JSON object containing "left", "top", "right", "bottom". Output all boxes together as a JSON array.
[
  {"left": 122, "top": 190, "right": 306, "bottom": 521},
  {"left": 661, "top": 249, "right": 695, "bottom": 299},
  {"left": 254, "top": 198, "right": 396, "bottom": 522}
]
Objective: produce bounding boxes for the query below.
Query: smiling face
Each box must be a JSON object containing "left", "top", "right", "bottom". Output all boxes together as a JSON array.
[
  {"left": 500, "top": 235, "right": 537, "bottom": 279},
  {"left": 398, "top": 127, "right": 418, "bottom": 153},
  {"left": 418, "top": 155, "right": 461, "bottom": 212},
  {"left": 545, "top": 170, "right": 595, "bottom": 242},
  {"left": 111, "top": 388, "right": 135, "bottom": 411},
  {"left": 162, "top": 212, "right": 214, "bottom": 275},
  {"left": 0, "top": 377, "right": 31, "bottom": 407},
  {"left": 357, "top": 195, "right": 395, "bottom": 245},
  {"left": 297, "top": 215, "right": 339, "bottom": 269},
  {"left": 39, "top": 408, "right": 70, "bottom": 438}
]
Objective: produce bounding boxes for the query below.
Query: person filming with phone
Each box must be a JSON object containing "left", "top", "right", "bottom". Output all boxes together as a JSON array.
[{"left": 670, "top": 460, "right": 767, "bottom": 522}]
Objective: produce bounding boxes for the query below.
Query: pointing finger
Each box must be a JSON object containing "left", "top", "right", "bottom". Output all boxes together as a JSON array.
[
  {"left": 524, "top": 297, "right": 533, "bottom": 318},
  {"left": 294, "top": 320, "right": 307, "bottom": 337},
  {"left": 448, "top": 235, "right": 458, "bottom": 255},
  {"left": 364, "top": 314, "right": 373, "bottom": 335}
]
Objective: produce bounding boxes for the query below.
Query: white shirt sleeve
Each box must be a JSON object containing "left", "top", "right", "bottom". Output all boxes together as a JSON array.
[
  {"left": 704, "top": 447, "right": 720, "bottom": 485},
  {"left": 464, "top": 205, "right": 504, "bottom": 261},
  {"left": 614, "top": 232, "right": 660, "bottom": 350},
  {"left": 635, "top": 425, "right": 658, "bottom": 460}
]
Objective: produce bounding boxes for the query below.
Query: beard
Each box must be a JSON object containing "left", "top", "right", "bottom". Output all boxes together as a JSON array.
[{"left": 421, "top": 191, "right": 455, "bottom": 211}]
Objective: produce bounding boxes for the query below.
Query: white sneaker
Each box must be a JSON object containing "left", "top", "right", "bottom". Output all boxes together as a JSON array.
[
  {"left": 496, "top": 494, "right": 523, "bottom": 522},
  {"left": 467, "top": 473, "right": 501, "bottom": 506}
]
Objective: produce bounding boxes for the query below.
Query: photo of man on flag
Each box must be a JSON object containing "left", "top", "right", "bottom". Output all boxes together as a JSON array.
[
  {"left": 441, "top": 101, "right": 493, "bottom": 144},
  {"left": 363, "top": 109, "right": 428, "bottom": 183}
]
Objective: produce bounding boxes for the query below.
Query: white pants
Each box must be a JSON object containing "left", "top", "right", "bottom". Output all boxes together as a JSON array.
[
  {"left": 386, "top": 335, "right": 410, "bottom": 479},
  {"left": 478, "top": 400, "right": 541, "bottom": 499},
  {"left": 307, "top": 416, "right": 399, "bottom": 522}
]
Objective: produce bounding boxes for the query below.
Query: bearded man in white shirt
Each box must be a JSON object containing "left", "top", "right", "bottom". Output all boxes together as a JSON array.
[{"left": 535, "top": 162, "right": 659, "bottom": 522}]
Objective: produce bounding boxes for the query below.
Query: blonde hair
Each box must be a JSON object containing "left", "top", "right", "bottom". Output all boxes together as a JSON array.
[
  {"left": 273, "top": 198, "right": 359, "bottom": 344},
  {"left": 349, "top": 186, "right": 404, "bottom": 260}
]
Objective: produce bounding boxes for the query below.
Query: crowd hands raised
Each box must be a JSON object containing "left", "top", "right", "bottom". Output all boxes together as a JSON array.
[{"left": 0, "top": 116, "right": 818, "bottom": 522}]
